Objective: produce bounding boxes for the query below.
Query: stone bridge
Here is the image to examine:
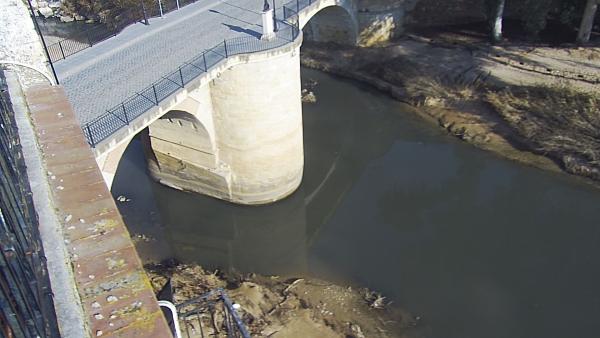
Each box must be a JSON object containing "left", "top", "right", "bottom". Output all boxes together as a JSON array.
[{"left": 55, "top": 0, "right": 416, "bottom": 205}]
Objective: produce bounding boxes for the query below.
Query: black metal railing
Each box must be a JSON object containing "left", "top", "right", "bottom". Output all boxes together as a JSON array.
[
  {"left": 0, "top": 71, "right": 60, "bottom": 337},
  {"left": 46, "top": 0, "right": 204, "bottom": 63},
  {"left": 283, "top": 0, "right": 316, "bottom": 19},
  {"left": 175, "top": 288, "right": 251, "bottom": 338},
  {"left": 152, "top": 0, "right": 191, "bottom": 16},
  {"left": 46, "top": 6, "right": 146, "bottom": 63},
  {"left": 82, "top": 3, "right": 308, "bottom": 147}
]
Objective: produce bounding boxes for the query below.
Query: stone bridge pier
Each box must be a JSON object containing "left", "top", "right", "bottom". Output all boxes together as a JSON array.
[
  {"left": 145, "top": 46, "right": 304, "bottom": 205},
  {"left": 96, "top": 0, "right": 422, "bottom": 205}
]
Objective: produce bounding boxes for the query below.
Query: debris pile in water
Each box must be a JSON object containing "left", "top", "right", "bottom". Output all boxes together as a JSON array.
[
  {"left": 145, "top": 260, "right": 425, "bottom": 337},
  {"left": 302, "top": 78, "right": 318, "bottom": 103}
]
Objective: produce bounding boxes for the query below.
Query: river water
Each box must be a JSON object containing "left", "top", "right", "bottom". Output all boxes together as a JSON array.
[{"left": 113, "top": 68, "right": 600, "bottom": 338}]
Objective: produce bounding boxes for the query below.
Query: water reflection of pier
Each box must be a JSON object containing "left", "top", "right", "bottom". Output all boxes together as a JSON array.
[{"left": 152, "top": 79, "right": 404, "bottom": 276}]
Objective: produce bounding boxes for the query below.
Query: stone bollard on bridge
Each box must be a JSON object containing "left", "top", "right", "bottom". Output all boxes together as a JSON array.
[{"left": 261, "top": 8, "right": 275, "bottom": 40}]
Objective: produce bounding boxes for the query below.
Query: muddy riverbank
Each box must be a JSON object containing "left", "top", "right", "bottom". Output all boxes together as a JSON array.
[
  {"left": 300, "top": 38, "right": 600, "bottom": 187},
  {"left": 146, "top": 261, "right": 422, "bottom": 338}
]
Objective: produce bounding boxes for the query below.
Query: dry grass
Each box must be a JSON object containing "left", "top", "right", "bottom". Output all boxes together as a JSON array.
[
  {"left": 486, "top": 84, "right": 600, "bottom": 180},
  {"left": 366, "top": 56, "right": 489, "bottom": 107},
  {"left": 565, "top": 47, "right": 600, "bottom": 61}
]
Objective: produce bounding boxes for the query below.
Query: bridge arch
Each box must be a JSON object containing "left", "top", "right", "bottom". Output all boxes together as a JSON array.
[
  {"left": 97, "top": 92, "right": 218, "bottom": 191},
  {"left": 299, "top": 2, "right": 358, "bottom": 45},
  {"left": 147, "top": 109, "right": 217, "bottom": 171}
]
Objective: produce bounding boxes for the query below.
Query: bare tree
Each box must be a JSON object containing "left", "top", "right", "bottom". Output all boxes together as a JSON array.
[
  {"left": 577, "top": 0, "right": 599, "bottom": 43},
  {"left": 486, "top": 0, "right": 506, "bottom": 43}
]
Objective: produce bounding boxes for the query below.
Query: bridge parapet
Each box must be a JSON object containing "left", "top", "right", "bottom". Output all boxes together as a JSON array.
[{"left": 84, "top": 6, "right": 303, "bottom": 150}]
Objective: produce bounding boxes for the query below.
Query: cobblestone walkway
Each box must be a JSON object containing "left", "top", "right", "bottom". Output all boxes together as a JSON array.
[{"left": 55, "top": 0, "right": 265, "bottom": 124}]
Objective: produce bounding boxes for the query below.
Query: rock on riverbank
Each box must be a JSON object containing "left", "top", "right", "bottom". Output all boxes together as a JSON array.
[{"left": 30, "top": 0, "right": 87, "bottom": 22}]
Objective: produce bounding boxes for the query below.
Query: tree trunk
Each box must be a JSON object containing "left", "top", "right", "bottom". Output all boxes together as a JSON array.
[
  {"left": 577, "top": 0, "right": 599, "bottom": 43},
  {"left": 491, "top": 0, "right": 506, "bottom": 43}
]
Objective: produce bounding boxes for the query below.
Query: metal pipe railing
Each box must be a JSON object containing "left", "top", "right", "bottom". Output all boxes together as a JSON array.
[
  {"left": 175, "top": 288, "right": 251, "bottom": 338},
  {"left": 158, "top": 300, "right": 183, "bottom": 338}
]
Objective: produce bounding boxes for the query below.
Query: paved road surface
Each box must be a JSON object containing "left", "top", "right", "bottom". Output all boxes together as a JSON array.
[{"left": 55, "top": 0, "right": 268, "bottom": 124}]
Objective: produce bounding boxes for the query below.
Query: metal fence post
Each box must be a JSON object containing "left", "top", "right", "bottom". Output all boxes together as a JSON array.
[
  {"left": 152, "top": 85, "right": 159, "bottom": 104},
  {"left": 179, "top": 68, "right": 184, "bottom": 86},
  {"left": 141, "top": 0, "right": 149, "bottom": 25},
  {"left": 58, "top": 41, "right": 66, "bottom": 60},
  {"left": 273, "top": 0, "right": 278, "bottom": 31},
  {"left": 25, "top": 0, "right": 60, "bottom": 85},
  {"left": 121, "top": 103, "right": 129, "bottom": 124},
  {"left": 296, "top": 0, "right": 299, "bottom": 13},
  {"left": 223, "top": 40, "right": 228, "bottom": 57},
  {"left": 85, "top": 30, "right": 93, "bottom": 47},
  {"left": 86, "top": 124, "right": 95, "bottom": 147},
  {"left": 176, "top": 0, "right": 180, "bottom": 10}
]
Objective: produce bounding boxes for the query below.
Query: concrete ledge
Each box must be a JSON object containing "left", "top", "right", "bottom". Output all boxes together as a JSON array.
[
  {"left": 15, "top": 79, "right": 172, "bottom": 337},
  {"left": 7, "top": 72, "right": 88, "bottom": 338}
]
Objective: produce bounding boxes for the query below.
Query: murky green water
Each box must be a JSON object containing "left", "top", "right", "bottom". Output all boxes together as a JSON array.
[{"left": 113, "top": 68, "right": 600, "bottom": 338}]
